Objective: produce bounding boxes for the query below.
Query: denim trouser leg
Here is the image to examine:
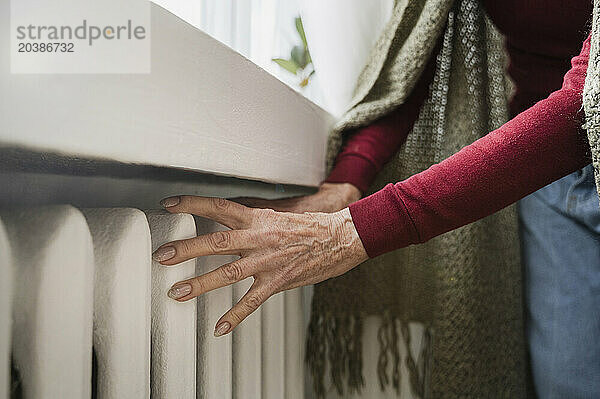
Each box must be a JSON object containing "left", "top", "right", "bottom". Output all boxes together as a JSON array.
[{"left": 519, "top": 164, "right": 600, "bottom": 399}]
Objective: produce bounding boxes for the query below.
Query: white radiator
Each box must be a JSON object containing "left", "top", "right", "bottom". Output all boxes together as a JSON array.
[{"left": 0, "top": 204, "right": 307, "bottom": 399}]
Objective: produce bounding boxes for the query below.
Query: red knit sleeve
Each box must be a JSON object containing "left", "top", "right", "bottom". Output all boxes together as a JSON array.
[
  {"left": 324, "top": 46, "right": 439, "bottom": 194},
  {"left": 350, "top": 35, "right": 593, "bottom": 258}
]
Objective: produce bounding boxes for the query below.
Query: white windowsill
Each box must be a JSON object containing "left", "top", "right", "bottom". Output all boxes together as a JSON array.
[{"left": 0, "top": 3, "right": 334, "bottom": 187}]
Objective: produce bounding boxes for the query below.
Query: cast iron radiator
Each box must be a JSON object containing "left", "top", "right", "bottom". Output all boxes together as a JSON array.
[{"left": 0, "top": 198, "right": 306, "bottom": 399}]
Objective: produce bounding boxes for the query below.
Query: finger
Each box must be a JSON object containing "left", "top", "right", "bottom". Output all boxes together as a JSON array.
[
  {"left": 213, "top": 284, "right": 271, "bottom": 336},
  {"left": 152, "top": 229, "right": 258, "bottom": 265},
  {"left": 167, "top": 257, "right": 260, "bottom": 301},
  {"left": 160, "top": 195, "right": 253, "bottom": 229}
]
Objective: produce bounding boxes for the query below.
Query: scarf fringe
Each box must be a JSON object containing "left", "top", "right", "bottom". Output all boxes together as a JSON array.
[{"left": 306, "top": 312, "right": 433, "bottom": 398}]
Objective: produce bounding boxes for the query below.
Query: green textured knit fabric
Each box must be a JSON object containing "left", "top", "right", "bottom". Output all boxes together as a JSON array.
[{"left": 308, "top": 1, "right": 528, "bottom": 398}]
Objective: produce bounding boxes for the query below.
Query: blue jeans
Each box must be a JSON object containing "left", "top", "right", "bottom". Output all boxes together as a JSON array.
[{"left": 519, "top": 164, "right": 600, "bottom": 399}]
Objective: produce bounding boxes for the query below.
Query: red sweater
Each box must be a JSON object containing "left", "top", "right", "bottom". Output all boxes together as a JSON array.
[{"left": 325, "top": 1, "right": 593, "bottom": 258}]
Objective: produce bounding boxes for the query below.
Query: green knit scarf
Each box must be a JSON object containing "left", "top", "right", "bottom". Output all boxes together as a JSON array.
[{"left": 307, "top": 1, "right": 528, "bottom": 397}]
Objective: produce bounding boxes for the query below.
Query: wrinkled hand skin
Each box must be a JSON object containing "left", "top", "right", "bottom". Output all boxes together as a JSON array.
[
  {"left": 232, "top": 182, "right": 362, "bottom": 213},
  {"left": 153, "top": 195, "right": 369, "bottom": 337}
]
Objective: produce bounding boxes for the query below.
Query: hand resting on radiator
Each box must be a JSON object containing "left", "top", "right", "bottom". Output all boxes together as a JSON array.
[{"left": 152, "top": 195, "right": 368, "bottom": 337}]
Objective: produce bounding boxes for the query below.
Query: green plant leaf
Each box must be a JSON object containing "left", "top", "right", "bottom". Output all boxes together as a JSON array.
[
  {"left": 290, "top": 45, "right": 308, "bottom": 69},
  {"left": 272, "top": 58, "right": 299, "bottom": 74},
  {"left": 296, "top": 17, "right": 308, "bottom": 49}
]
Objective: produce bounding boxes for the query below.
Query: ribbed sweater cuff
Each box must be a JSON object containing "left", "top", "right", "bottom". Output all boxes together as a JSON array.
[{"left": 348, "top": 184, "right": 420, "bottom": 258}]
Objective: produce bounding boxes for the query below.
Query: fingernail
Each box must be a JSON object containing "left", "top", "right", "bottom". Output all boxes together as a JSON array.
[
  {"left": 214, "top": 322, "right": 231, "bottom": 337},
  {"left": 153, "top": 246, "right": 176, "bottom": 262},
  {"left": 160, "top": 196, "right": 180, "bottom": 208},
  {"left": 168, "top": 283, "right": 192, "bottom": 300}
]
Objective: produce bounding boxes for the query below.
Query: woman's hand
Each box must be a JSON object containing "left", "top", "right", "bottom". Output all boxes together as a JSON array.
[
  {"left": 152, "top": 195, "right": 369, "bottom": 337},
  {"left": 233, "top": 182, "right": 362, "bottom": 213}
]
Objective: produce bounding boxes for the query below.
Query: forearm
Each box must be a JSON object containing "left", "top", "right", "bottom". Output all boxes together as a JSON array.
[{"left": 351, "top": 90, "right": 590, "bottom": 257}]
